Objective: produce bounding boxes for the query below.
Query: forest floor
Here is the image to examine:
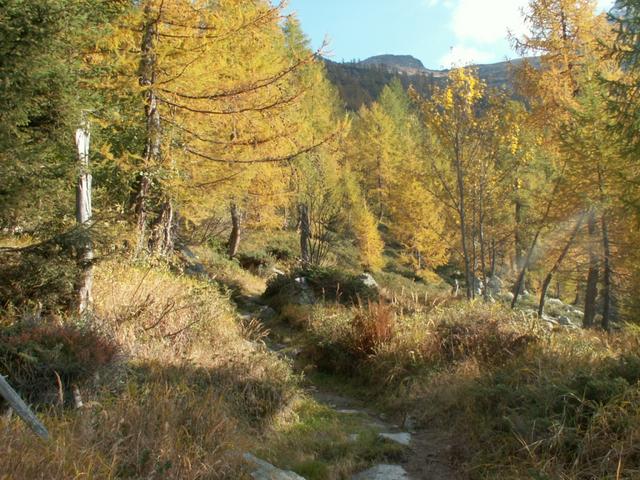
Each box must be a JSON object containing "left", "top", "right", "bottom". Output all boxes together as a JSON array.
[{"left": 236, "top": 293, "right": 462, "bottom": 480}]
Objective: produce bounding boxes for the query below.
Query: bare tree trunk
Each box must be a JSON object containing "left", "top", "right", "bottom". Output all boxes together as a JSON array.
[
  {"left": 538, "top": 213, "right": 585, "bottom": 317},
  {"left": 514, "top": 193, "right": 524, "bottom": 272},
  {"left": 601, "top": 212, "right": 612, "bottom": 330},
  {"left": 454, "top": 137, "right": 472, "bottom": 300},
  {"left": 75, "top": 119, "right": 93, "bottom": 315},
  {"left": 583, "top": 209, "right": 600, "bottom": 328},
  {"left": 136, "top": 4, "right": 163, "bottom": 254},
  {"left": 228, "top": 202, "right": 241, "bottom": 259},
  {"left": 149, "top": 199, "right": 174, "bottom": 255},
  {"left": 0, "top": 375, "right": 49, "bottom": 440},
  {"left": 299, "top": 203, "right": 311, "bottom": 265}
]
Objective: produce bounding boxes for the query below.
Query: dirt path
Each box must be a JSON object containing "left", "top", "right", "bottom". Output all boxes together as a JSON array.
[{"left": 236, "top": 295, "right": 462, "bottom": 480}]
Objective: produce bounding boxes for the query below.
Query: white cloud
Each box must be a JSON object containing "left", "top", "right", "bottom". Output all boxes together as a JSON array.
[
  {"left": 451, "top": 0, "right": 528, "bottom": 45},
  {"left": 439, "top": 45, "right": 494, "bottom": 68},
  {"left": 437, "top": 0, "right": 616, "bottom": 66}
]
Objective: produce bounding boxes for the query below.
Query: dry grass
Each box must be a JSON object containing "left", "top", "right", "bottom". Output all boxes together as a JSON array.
[{"left": 0, "top": 259, "right": 297, "bottom": 479}]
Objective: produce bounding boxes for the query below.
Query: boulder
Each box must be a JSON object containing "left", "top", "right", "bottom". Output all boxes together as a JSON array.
[
  {"left": 243, "top": 453, "right": 305, "bottom": 480},
  {"left": 558, "top": 315, "right": 572, "bottom": 326},
  {"left": 379, "top": 432, "right": 411, "bottom": 446},
  {"left": 352, "top": 464, "right": 410, "bottom": 480},
  {"left": 487, "top": 275, "right": 503, "bottom": 295},
  {"left": 358, "top": 273, "right": 379, "bottom": 289}
]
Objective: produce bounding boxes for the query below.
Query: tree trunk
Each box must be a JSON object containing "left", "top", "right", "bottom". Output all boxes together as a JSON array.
[
  {"left": 299, "top": 203, "right": 311, "bottom": 265},
  {"left": 454, "top": 136, "right": 472, "bottom": 300},
  {"left": 228, "top": 202, "right": 241, "bottom": 259},
  {"left": 136, "top": 4, "right": 162, "bottom": 253},
  {"left": 538, "top": 213, "right": 585, "bottom": 317},
  {"left": 514, "top": 194, "right": 524, "bottom": 272},
  {"left": 149, "top": 200, "right": 174, "bottom": 255},
  {"left": 0, "top": 375, "right": 49, "bottom": 440},
  {"left": 601, "top": 212, "right": 612, "bottom": 330},
  {"left": 75, "top": 120, "right": 93, "bottom": 315},
  {"left": 583, "top": 210, "right": 600, "bottom": 328}
]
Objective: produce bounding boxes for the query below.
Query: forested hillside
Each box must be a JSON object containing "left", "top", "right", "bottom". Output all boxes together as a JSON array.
[{"left": 1, "top": 0, "right": 639, "bottom": 479}]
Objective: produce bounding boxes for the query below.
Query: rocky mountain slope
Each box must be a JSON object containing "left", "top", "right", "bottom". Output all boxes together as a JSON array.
[{"left": 324, "top": 54, "right": 539, "bottom": 110}]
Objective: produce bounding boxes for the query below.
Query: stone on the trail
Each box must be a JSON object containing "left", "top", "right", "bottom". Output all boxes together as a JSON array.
[
  {"left": 243, "top": 453, "right": 305, "bottom": 480},
  {"left": 358, "top": 273, "right": 379, "bottom": 289},
  {"left": 337, "top": 408, "right": 364, "bottom": 415},
  {"left": 272, "top": 267, "right": 286, "bottom": 276},
  {"left": 379, "top": 432, "right": 411, "bottom": 446},
  {"left": 352, "top": 464, "right": 410, "bottom": 480}
]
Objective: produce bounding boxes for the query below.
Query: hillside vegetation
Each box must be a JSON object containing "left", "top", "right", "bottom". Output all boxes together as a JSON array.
[{"left": 1, "top": 0, "right": 640, "bottom": 479}]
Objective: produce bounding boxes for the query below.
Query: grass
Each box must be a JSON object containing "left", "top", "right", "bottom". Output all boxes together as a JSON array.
[
  {"left": 262, "top": 272, "right": 640, "bottom": 479},
  {"left": 258, "top": 397, "right": 406, "bottom": 480},
  {"left": 0, "top": 258, "right": 295, "bottom": 479}
]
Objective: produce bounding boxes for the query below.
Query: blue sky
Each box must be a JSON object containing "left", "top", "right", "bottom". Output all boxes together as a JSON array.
[{"left": 285, "top": 0, "right": 615, "bottom": 69}]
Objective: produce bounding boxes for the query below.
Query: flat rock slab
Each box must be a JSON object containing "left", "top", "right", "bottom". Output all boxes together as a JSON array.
[
  {"left": 380, "top": 432, "right": 412, "bottom": 446},
  {"left": 243, "top": 453, "right": 306, "bottom": 480},
  {"left": 337, "top": 408, "right": 366, "bottom": 415},
  {"left": 352, "top": 464, "right": 410, "bottom": 480}
]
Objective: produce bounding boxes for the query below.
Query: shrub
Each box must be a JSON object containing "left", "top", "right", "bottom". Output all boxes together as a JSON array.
[
  {"left": 350, "top": 302, "right": 396, "bottom": 357},
  {"left": 0, "top": 322, "right": 117, "bottom": 404}
]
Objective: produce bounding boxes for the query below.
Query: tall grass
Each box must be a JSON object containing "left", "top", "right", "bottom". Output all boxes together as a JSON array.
[{"left": 0, "top": 259, "right": 297, "bottom": 479}]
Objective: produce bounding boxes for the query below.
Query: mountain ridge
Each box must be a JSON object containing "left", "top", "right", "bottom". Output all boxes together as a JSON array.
[{"left": 323, "top": 54, "right": 540, "bottom": 110}]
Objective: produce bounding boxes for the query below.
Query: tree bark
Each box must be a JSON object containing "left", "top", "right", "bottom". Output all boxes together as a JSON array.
[
  {"left": 228, "top": 202, "right": 241, "bottom": 259},
  {"left": 299, "top": 203, "right": 311, "bottom": 265},
  {"left": 0, "top": 375, "right": 49, "bottom": 440},
  {"left": 75, "top": 120, "right": 93, "bottom": 315},
  {"left": 454, "top": 134, "right": 472, "bottom": 300},
  {"left": 514, "top": 193, "right": 524, "bottom": 272},
  {"left": 136, "top": 3, "right": 163, "bottom": 254},
  {"left": 601, "top": 212, "right": 612, "bottom": 330},
  {"left": 583, "top": 209, "right": 600, "bottom": 328},
  {"left": 538, "top": 213, "right": 585, "bottom": 317},
  {"left": 148, "top": 199, "right": 174, "bottom": 255}
]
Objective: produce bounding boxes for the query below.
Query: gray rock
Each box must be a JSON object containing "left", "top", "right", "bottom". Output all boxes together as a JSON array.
[
  {"left": 487, "top": 275, "right": 503, "bottom": 295},
  {"left": 243, "top": 453, "right": 305, "bottom": 480},
  {"left": 337, "top": 409, "right": 365, "bottom": 415},
  {"left": 558, "top": 315, "right": 572, "bottom": 326},
  {"left": 402, "top": 414, "right": 417, "bottom": 432},
  {"left": 352, "top": 464, "right": 410, "bottom": 480},
  {"left": 258, "top": 306, "right": 277, "bottom": 321},
  {"left": 546, "top": 298, "right": 564, "bottom": 306},
  {"left": 379, "top": 432, "right": 411, "bottom": 446},
  {"left": 502, "top": 291, "right": 515, "bottom": 302},
  {"left": 541, "top": 314, "right": 559, "bottom": 325},
  {"left": 358, "top": 273, "right": 379, "bottom": 289}
]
